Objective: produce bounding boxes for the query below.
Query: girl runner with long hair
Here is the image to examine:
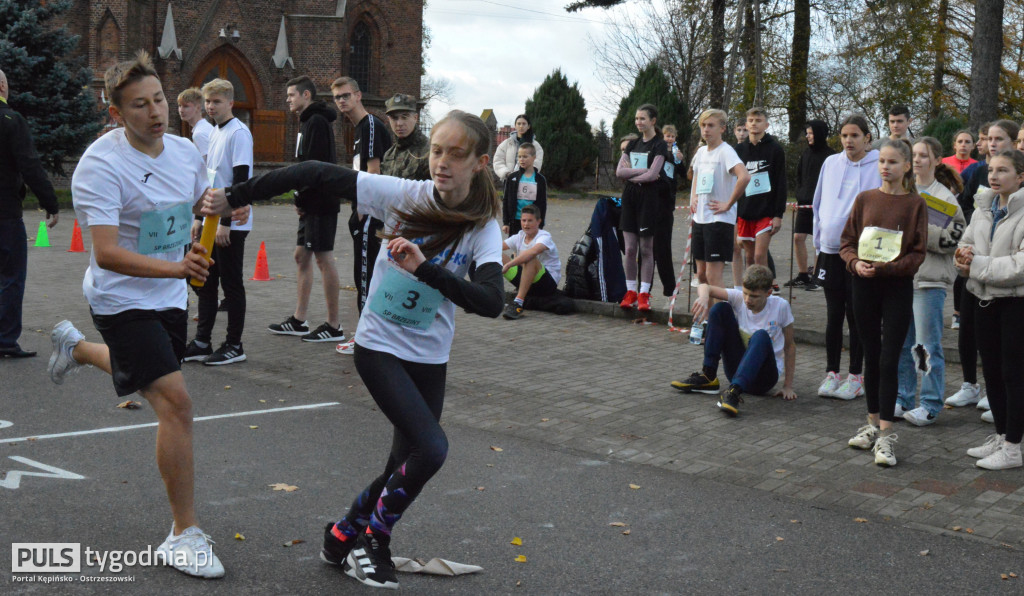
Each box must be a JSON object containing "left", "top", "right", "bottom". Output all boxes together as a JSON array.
[{"left": 205, "top": 110, "right": 505, "bottom": 589}]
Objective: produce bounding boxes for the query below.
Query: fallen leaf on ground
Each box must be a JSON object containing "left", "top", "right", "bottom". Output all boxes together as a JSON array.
[
  {"left": 283, "top": 539, "right": 304, "bottom": 547},
  {"left": 952, "top": 526, "right": 962, "bottom": 532},
  {"left": 249, "top": 425, "right": 259, "bottom": 430},
  {"left": 224, "top": 385, "right": 231, "bottom": 390},
  {"left": 854, "top": 518, "right": 868, "bottom": 523},
  {"left": 629, "top": 484, "right": 641, "bottom": 490},
  {"left": 490, "top": 446, "right": 503, "bottom": 452},
  {"left": 1011, "top": 573, "right": 1018, "bottom": 578},
  {"left": 776, "top": 537, "right": 784, "bottom": 542},
  {"left": 476, "top": 486, "right": 485, "bottom": 491},
  {"left": 269, "top": 483, "right": 299, "bottom": 492},
  {"left": 234, "top": 533, "right": 245, "bottom": 541},
  {"left": 259, "top": 399, "right": 267, "bottom": 403},
  {"left": 790, "top": 520, "right": 800, "bottom": 524},
  {"left": 919, "top": 550, "right": 929, "bottom": 556},
  {"left": 116, "top": 400, "right": 141, "bottom": 409},
  {"left": 923, "top": 502, "right": 933, "bottom": 510},
  {"left": 1002, "top": 574, "right": 1009, "bottom": 580},
  {"left": 510, "top": 537, "right": 522, "bottom": 546},
  {"left": 541, "top": 418, "right": 550, "bottom": 422},
  {"left": 622, "top": 529, "right": 631, "bottom": 535},
  {"left": 514, "top": 555, "right": 527, "bottom": 563},
  {"left": 965, "top": 528, "right": 975, "bottom": 534},
  {"left": 609, "top": 522, "right": 627, "bottom": 527}
]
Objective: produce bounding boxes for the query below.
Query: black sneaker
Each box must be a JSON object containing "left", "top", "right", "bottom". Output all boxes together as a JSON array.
[
  {"left": 181, "top": 340, "right": 213, "bottom": 363},
  {"left": 203, "top": 342, "right": 246, "bottom": 366},
  {"left": 502, "top": 302, "right": 524, "bottom": 320},
  {"left": 268, "top": 316, "right": 310, "bottom": 336},
  {"left": 301, "top": 323, "right": 346, "bottom": 343},
  {"left": 783, "top": 273, "right": 810, "bottom": 288},
  {"left": 804, "top": 279, "right": 822, "bottom": 291},
  {"left": 670, "top": 371, "right": 721, "bottom": 394},
  {"left": 321, "top": 522, "right": 358, "bottom": 567},
  {"left": 717, "top": 384, "right": 744, "bottom": 416},
  {"left": 344, "top": 532, "right": 399, "bottom": 589}
]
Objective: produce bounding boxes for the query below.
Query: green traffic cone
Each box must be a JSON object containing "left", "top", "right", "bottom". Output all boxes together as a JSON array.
[{"left": 34, "top": 220, "right": 50, "bottom": 247}]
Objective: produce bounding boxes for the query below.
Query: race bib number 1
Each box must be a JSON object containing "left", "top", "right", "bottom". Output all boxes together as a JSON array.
[
  {"left": 630, "top": 152, "right": 648, "bottom": 170},
  {"left": 745, "top": 171, "right": 771, "bottom": 196},
  {"left": 138, "top": 201, "right": 193, "bottom": 255},
  {"left": 695, "top": 168, "right": 714, "bottom": 195},
  {"left": 858, "top": 226, "right": 903, "bottom": 263},
  {"left": 368, "top": 265, "right": 443, "bottom": 330}
]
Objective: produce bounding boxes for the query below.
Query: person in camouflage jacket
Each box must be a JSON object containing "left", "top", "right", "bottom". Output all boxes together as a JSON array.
[{"left": 381, "top": 93, "right": 430, "bottom": 181}]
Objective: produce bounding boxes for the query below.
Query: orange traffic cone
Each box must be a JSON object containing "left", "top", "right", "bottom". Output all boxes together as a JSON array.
[
  {"left": 250, "top": 241, "right": 272, "bottom": 281},
  {"left": 68, "top": 219, "right": 86, "bottom": 252}
]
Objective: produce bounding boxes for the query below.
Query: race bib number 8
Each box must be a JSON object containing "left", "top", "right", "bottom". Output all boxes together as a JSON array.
[
  {"left": 138, "top": 201, "right": 192, "bottom": 255},
  {"left": 368, "top": 265, "right": 443, "bottom": 330},
  {"left": 630, "top": 152, "right": 648, "bottom": 170},
  {"left": 745, "top": 171, "right": 771, "bottom": 197},
  {"left": 858, "top": 226, "right": 903, "bottom": 263},
  {"left": 695, "top": 168, "right": 714, "bottom": 195}
]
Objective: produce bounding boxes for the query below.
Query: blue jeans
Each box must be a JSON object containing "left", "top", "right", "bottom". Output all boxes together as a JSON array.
[
  {"left": 0, "top": 218, "right": 27, "bottom": 348},
  {"left": 897, "top": 287, "right": 946, "bottom": 415},
  {"left": 703, "top": 302, "right": 779, "bottom": 394}
]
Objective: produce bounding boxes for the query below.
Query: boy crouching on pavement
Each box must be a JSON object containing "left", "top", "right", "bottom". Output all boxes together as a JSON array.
[
  {"left": 671, "top": 265, "right": 796, "bottom": 416},
  {"left": 501, "top": 205, "right": 561, "bottom": 319}
]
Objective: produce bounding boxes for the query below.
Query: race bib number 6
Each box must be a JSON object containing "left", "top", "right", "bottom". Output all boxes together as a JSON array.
[
  {"left": 368, "top": 265, "right": 443, "bottom": 330},
  {"left": 858, "top": 226, "right": 903, "bottom": 263},
  {"left": 138, "top": 201, "right": 192, "bottom": 255},
  {"left": 695, "top": 168, "right": 714, "bottom": 195}
]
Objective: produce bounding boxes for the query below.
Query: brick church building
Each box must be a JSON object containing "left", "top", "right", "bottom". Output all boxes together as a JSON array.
[{"left": 61, "top": 1, "right": 424, "bottom": 163}]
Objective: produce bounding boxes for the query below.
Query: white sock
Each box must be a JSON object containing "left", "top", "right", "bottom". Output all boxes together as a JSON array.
[
  {"left": 626, "top": 280, "right": 638, "bottom": 292},
  {"left": 194, "top": 340, "right": 210, "bottom": 349},
  {"left": 640, "top": 282, "right": 652, "bottom": 294}
]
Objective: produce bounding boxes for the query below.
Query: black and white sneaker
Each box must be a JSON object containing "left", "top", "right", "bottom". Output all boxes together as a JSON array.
[
  {"left": 182, "top": 340, "right": 213, "bottom": 363},
  {"left": 321, "top": 523, "right": 358, "bottom": 567},
  {"left": 203, "top": 342, "right": 246, "bottom": 366},
  {"left": 344, "top": 532, "right": 399, "bottom": 589},
  {"left": 301, "top": 323, "right": 346, "bottom": 343},
  {"left": 267, "top": 316, "right": 310, "bottom": 336}
]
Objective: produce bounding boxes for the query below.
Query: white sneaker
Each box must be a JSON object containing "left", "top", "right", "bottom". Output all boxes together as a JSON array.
[
  {"left": 903, "top": 406, "right": 937, "bottom": 427},
  {"left": 156, "top": 525, "right": 225, "bottom": 579},
  {"left": 833, "top": 374, "right": 864, "bottom": 400},
  {"left": 981, "top": 409, "right": 994, "bottom": 424},
  {"left": 818, "top": 372, "right": 842, "bottom": 398},
  {"left": 690, "top": 277, "right": 699, "bottom": 288},
  {"left": 977, "top": 442, "right": 1023, "bottom": 470},
  {"left": 849, "top": 417, "right": 879, "bottom": 450},
  {"left": 967, "top": 433, "right": 1005, "bottom": 458},
  {"left": 977, "top": 392, "right": 990, "bottom": 410},
  {"left": 893, "top": 404, "right": 908, "bottom": 419},
  {"left": 48, "top": 320, "right": 85, "bottom": 385},
  {"left": 945, "top": 382, "right": 981, "bottom": 407},
  {"left": 873, "top": 432, "right": 898, "bottom": 467},
  {"left": 336, "top": 336, "right": 356, "bottom": 355}
]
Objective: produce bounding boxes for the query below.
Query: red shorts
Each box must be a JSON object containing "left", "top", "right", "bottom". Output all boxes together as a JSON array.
[{"left": 736, "top": 217, "right": 773, "bottom": 241}]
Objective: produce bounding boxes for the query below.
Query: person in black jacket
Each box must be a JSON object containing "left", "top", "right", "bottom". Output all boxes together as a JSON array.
[
  {"left": 268, "top": 76, "right": 346, "bottom": 344},
  {"left": 786, "top": 119, "right": 834, "bottom": 289},
  {"left": 0, "top": 69, "right": 59, "bottom": 358},
  {"left": 501, "top": 143, "right": 547, "bottom": 236},
  {"left": 735, "top": 107, "right": 787, "bottom": 284}
]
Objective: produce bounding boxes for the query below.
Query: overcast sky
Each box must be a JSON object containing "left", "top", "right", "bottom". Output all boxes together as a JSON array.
[{"left": 423, "top": 0, "right": 630, "bottom": 129}]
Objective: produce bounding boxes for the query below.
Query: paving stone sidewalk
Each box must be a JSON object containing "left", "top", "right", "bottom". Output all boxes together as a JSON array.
[{"left": 16, "top": 201, "right": 1021, "bottom": 549}]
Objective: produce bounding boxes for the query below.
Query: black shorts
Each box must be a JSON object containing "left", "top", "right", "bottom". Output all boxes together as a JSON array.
[
  {"left": 506, "top": 266, "right": 558, "bottom": 297},
  {"left": 814, "top": 252, "right": 851, "bottom": 291},
  {"left": 692, "top": 222, "right": 734, "bottom": 263},
  {"left": 794, "top": 204, "right": 813, "bottom": 235},
  {"left": 90, "top": 308, "right": 187, "bottom": 397},
  {"left": 297, "top": 213, "right": 338, "bottom": 252},
  {"left": 620, "top": 184, "right": 663, "bottom": 237}
]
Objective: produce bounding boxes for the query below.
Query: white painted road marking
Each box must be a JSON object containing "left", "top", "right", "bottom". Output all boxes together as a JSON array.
[
  {"left": 1, "top": 456, "right": 85, "bottom": 489},
  {"left": 0, "top": 420, "right": 12, "bottom": 430},
  {"left": 0, "top": 402, "right": 340, "bottom": 445}
]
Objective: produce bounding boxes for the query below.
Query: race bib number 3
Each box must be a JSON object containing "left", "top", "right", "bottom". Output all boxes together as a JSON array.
[
  {"left": 138, "top": 201, "right": 192, "bottom": 255},
  {"left": 745, "top": 171, "right": 771, "bottom": 197},
  {"left": 630, "top": 152, "right": 648, "bottom": 170},
  {"left": 368, "top": 265, "right": 443, "bottom": 330},
  {"left": 695, "top": 168, "right": 714, "bottom": 195},
  {"left": 858, "top": 226, "right": 903, "bottom": 263}
]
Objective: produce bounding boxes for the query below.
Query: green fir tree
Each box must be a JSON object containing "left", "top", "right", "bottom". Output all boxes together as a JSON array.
[
  {"left": 525, "top": 69, "right": 597, "bottom": 187},
  {"left": 0, "top": 0, "right": 102, "bottom": 175},
  {"left": 613, "top": 63, "right": 687, "bottom": 143}
]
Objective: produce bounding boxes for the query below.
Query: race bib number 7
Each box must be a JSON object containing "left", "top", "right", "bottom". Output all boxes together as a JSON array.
[
  {"left": 630, "top": 152, "right": 648, "bottom": 170},
  {"left": 138, "top": 201, "right": 192, "bottom": 255},
  {"left": 368, "top": 265, "right": 443, "bottom": 330},
  {"left": 858, "top": 226, "right": 903, "bottom": 263}
]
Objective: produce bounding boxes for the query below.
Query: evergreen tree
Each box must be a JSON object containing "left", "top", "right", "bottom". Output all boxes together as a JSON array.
[
  {"left": 525, "top": 69, "right": 596, "bottom": 187},
  {"left": 612, "top": 63, "right": 687, "bottom": 144},
  {"left": 0, "top": 0, "right": 102, "bottom": 175}
]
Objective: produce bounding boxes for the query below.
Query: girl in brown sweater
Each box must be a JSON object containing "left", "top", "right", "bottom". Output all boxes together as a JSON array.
[{"left": 839, "top": 139, "right": 928, "bottom": 467}]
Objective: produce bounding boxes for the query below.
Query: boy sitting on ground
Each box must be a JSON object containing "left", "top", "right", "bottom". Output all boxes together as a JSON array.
[
  {"left": 501, "top": 204, "right": 561, "bottom": 319},
  {"left": 671, "top": 265, "right": 796, "bottom": 416}
]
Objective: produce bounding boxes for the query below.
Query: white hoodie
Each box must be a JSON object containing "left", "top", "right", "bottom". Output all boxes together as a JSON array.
[{"left": 812, "top": 149, "right": 882, "bottom": 254}]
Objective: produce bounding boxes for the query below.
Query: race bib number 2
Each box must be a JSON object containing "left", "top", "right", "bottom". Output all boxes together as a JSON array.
[
  {"left": 138, "top": 201, "right": 192, "bottom": 255},
  {"left": 368, "top": 265, "right": 443, "bottom": 330},
  {"left": 858, "top": 226, "right": 903, "bottom": 263}
]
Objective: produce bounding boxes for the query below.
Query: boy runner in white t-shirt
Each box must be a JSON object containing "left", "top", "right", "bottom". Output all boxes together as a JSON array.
[
  {"left": 672, "top": 265, "right": 797, "bottom": 416},
  {"left": 176, "top": 87, "right": 213, "bottom": 160},
  {"left": 181, "top": 78, "right": 254, "bottom": 365},
  {"left": 689, "top": 109, "right": 750, "bottom": 292},
  {"left": 49, "top": 51, "right": 234, "bottom": 579},
  {"left": 500, "top": 204, "right": 560, "bottom": 319}
]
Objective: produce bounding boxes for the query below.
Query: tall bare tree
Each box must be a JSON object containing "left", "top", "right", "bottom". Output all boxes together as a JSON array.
[
  {"left": 787, "top": 0, "right": 810, "bottom": 141},
  {"left": 969, "top": 0, "right": 1005, "bottom": 128}
]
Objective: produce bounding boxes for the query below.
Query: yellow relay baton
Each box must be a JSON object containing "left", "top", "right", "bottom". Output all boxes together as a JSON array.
[{"left": 191, "top": 169, "right": 221, "bottom": 288}]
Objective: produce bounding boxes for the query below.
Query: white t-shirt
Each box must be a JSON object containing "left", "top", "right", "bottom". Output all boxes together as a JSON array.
[
  {"left": 725, "top": 288, "right": 794, "bottom": 375},
  {"left": 72, "top": 129, "right": 208, "bottom": 315},
  {"left": 354, "top": 173, "right": 504, "bottom": 364},
  {"left": 691, "top": 142, "right": 742, "bottom": 225},
  {"left": 191, "top": 118, "right": 214, "bottom": 160},
  {"left": 503, "top": 229, "right": 561, "bottom": 284},
  {"left": 207, "top": 118, "right": 254, "bottom": 231}
]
